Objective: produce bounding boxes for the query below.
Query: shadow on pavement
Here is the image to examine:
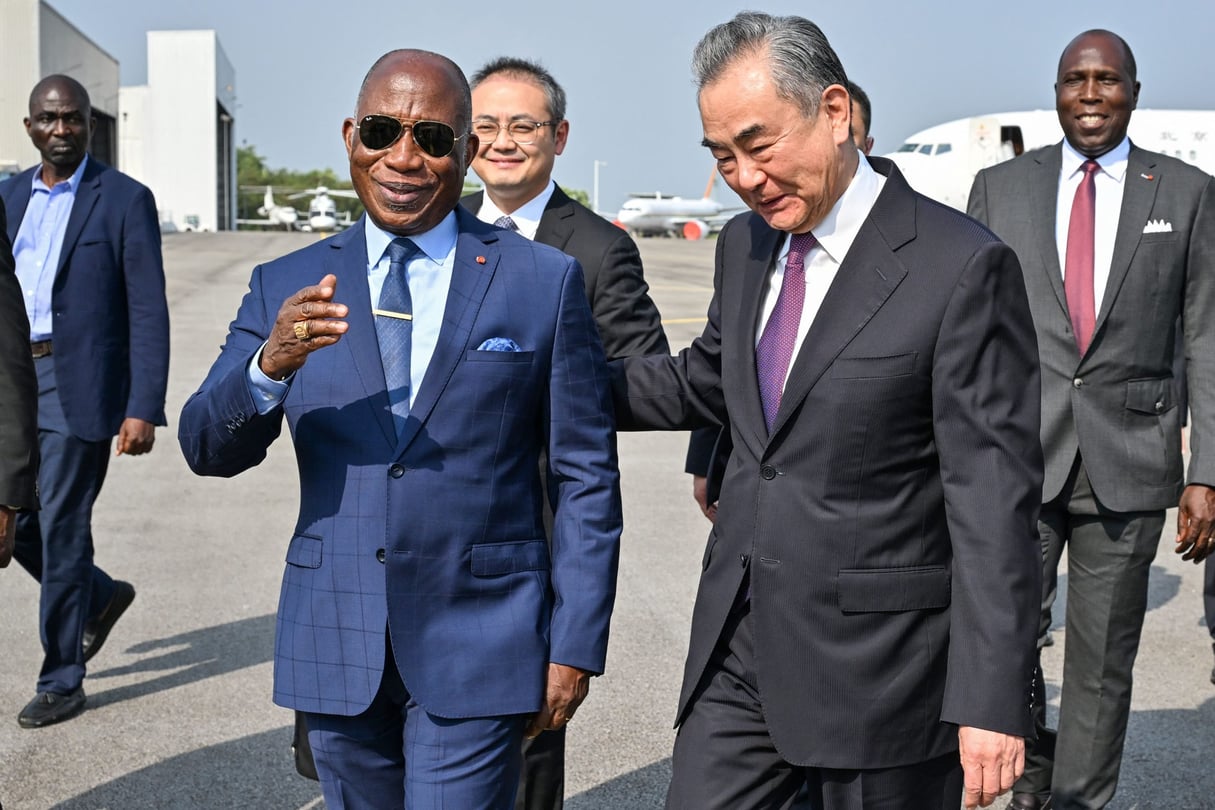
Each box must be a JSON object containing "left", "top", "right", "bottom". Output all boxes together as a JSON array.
[
  {"left": 50, "top": 726, "right": 320, "bottom": 809},
  {"left": 85, "top": 613, "right": 276, "bottom": 709},
  {"left": 566, "top": 758, "right": 671, "bottom": 809}
]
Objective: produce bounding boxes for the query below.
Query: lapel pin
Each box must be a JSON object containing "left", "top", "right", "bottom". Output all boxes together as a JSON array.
[
  {"left": 476, "top": 255, "right": 487, "bottom": 264},
  {"left": 1141, "top": 173, "right": 1155, "bottom": 181}
]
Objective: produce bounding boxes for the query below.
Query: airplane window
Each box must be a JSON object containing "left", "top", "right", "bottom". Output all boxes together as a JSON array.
[
  {"left": 919, "top": 144, "right": 933, "bottom": 154},
  {"left": 937, "top": 143, "right": 952, "bottom": 154},
  {"left": 897, "top": 143, "right": 919, "bottom": 152}
]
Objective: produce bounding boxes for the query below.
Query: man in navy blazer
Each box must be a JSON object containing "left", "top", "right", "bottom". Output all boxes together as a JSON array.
[
  {"left": 179, "top": 50, "right": 621, "bottom": 808},
  {"left": 0, "top": 75, "right": 168, "bottom": 729}
]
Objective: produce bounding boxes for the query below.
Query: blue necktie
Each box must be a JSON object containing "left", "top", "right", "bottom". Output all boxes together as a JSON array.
[
  {"left": 494, "top": 215, "right": 518, "bottom": 231},
  {"left": 376, "top": 238, "right": 417, "bottom": 435}
]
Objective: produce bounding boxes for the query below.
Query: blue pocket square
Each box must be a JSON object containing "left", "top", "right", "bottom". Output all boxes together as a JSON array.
[{"left": 477, "top": 337, "right": 522, "bottom": 352}]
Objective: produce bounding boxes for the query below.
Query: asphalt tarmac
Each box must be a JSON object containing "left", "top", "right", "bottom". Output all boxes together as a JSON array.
[{"left": 0, "top": 232, "right": 1211, "bottom": 809}]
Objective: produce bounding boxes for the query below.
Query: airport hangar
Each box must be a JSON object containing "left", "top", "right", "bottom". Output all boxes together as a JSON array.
[{"left": 0, "top": 0, "right": 236, "bottom": 233}]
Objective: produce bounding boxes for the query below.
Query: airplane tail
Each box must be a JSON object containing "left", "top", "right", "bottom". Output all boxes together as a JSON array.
[{"left": 702, "top": 167, "right": 718, "bottom": 200}]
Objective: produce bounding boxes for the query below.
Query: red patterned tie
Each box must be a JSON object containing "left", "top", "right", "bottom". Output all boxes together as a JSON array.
[
  {"left": 1064, "top": 160, "right": 1100, "bottom": 355},
  {"left": 756, "top": 232, "right": 816, "bottom": 431}
]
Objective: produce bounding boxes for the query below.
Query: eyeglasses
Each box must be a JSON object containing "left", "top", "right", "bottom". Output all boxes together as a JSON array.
[
  {"left": 471, "top": 119, "right": 559, "bottom": 145},
  {"left": 356, "top": 115, "right": 467, "bottom": 157}
]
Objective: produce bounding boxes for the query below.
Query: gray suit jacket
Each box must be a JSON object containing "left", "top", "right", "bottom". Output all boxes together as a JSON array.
[{"left": 969, "top": 143, "right": 1215, "bottom": 512}]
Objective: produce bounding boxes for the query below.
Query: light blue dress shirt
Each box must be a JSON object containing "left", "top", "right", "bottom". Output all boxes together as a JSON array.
[
  {"left": 13, "top": 155, "right": 89, "bottom": 340},
  {"left": 247, "top": 212, "right": 459, "bottom": 415}
]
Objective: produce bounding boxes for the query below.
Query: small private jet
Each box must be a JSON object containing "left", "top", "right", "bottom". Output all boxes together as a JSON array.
[{"left": 884, "top": 109, "right": 1215, "bottom": 210}]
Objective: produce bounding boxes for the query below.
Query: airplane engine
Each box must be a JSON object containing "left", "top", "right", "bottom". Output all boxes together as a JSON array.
[{"left": 681, "top": 219, "right": 709, "bottom": 240}]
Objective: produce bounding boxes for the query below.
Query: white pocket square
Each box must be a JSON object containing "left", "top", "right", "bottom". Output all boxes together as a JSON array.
[{"left": 1143, "top": 219, "right": 1173, "bottom": 233}]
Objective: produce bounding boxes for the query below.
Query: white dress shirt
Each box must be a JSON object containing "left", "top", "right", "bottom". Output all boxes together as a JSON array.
[
  {"left": 755, "top": 157, "right": 886, "bottom": 391},
  {"left": 474, "top": 180, "right": 556, "bottom": 240}
]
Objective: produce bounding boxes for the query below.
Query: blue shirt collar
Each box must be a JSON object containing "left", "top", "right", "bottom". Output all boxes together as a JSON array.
[
  {"left": 364, "top": 209, "right": 459, "bottom": 268},
  {"left": 31, "top": 154, "right": 88, "bottom": 194}
]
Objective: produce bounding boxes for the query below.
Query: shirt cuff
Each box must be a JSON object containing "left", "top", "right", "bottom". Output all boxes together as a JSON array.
[{"left": 246, "top": 343, "right": 293, "bottom": 415}]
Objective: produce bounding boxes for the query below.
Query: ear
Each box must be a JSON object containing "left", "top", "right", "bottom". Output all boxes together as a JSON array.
[
  {"left": 1131, "top": 80, "right": 1141, "bottom": 110},
  {"left": 342, "top": 118, "right": 356, "bottom": 158},
  {"left": 821, "top": 84, "right": 853, "bottom": 146},
  {"left": 553, "top": 120, "right": 569, "bottom": 156}
]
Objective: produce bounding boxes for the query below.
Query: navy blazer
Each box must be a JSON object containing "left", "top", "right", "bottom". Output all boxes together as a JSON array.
[
  {"left": 0, "top": 159, "right": 169, "bottom": 441},
  {"left": 179, "top": 210, "right": 622, "bottom": 718}
]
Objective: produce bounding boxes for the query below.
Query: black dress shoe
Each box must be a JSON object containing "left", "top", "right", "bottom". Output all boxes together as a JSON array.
[
  {"left": 1007, "top": 792, "right": 1052, "bottom": 810},
  {"left": 17, "top": 688, "right": 86, "bottom": 728},
  {"left": 83, "top": 580, "right": 136, "bottom": 662}
]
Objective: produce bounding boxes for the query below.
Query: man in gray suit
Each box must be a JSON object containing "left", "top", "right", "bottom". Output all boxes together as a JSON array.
[{"left": 969, "top": 29, "right": 1215, "bottom": 810}]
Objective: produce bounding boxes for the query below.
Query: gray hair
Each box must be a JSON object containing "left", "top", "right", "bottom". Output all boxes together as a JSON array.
[
  {"left": 471, "top": 57, "right": 567, "bottom": 122},
  {"left": 691, "top": 12, "right": 848, "bottom": 117}
]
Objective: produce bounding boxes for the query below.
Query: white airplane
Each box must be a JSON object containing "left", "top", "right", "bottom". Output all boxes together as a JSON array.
[
  {"left": 614, "top": 170, "right": 741, "bottom": 240},
  {"left": 289, "top": 186, "right": 360, "bottom": 232},
  {"left": 884, "top": 109, "right": 1215, "bottom": 210},
  {"left": 236, "top": 186, "right": 299, "bottom": 230}
]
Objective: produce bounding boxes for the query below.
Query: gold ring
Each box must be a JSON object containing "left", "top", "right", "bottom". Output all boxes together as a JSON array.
[{"left": 293, "top": 320, "right": 310, "bottom": 341}]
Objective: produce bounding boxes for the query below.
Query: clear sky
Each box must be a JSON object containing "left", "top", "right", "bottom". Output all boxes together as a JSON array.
[{"left": 45, "top": 0, "right": 1215, "bottom": 214}]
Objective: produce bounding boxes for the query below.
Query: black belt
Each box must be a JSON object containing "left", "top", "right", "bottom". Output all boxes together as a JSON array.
[{"left": 30, "top": 339, "right": 52, "bottom": 359}]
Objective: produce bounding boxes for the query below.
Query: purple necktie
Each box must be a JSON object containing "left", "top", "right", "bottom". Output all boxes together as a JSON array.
[
  {"left": 494, "top": 215, "right": 518, "bottom": 231},
  {"left": 756, "top": 232, "right": 816, "bottom": 431},
  {"left": 1064, "top": 160, "right": 1099, "bottom": 355}
]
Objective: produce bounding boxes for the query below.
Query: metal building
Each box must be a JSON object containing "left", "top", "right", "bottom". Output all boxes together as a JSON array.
[
  {"left": 0, "top": 0, "right": 119, "bottom": 173},
  {"left": 120, "top": 30, "right": 237, "bottom": 232}
]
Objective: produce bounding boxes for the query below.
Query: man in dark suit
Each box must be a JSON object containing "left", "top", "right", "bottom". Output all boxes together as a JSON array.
[
  {"left": 0, "top": 75, "right": 168, "bottom": 729},
  {"left": 611, "top": 13, "right": 1043, "bottom": 809},
  {"left": 0, "top": 205, "right": 38, "bottom": 569},
  {"left": 462, "top": 56, "right": 668, "bottom": 810},
  {"left": 463, "top": 57, "right": 668, "bottom": 361},
  {"left": 686, "top": 78, "right": 878, "bottom": 524},
  {"left": 968, "top": 30, "right": 1215, "bottom": 810},
  {"left": 180, "top": 49, "right": 621, "bottom": 808}
]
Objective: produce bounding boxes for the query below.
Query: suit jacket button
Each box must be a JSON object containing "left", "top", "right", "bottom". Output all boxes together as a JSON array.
[
  {"left": 1072, "top": 377, "right": 1084, "bottom": 388},
  {"left": 1155, "top": 400, "right": 1165, "bottom": 412},
  {"left": 389, "top": 464, "right": 404, "bottom": 478},
  {"left": 761, "top": 465, "right": 777, "bottom": 480},
  {"left": 376, "top": 548, "right": 386, "bottom": 563}
]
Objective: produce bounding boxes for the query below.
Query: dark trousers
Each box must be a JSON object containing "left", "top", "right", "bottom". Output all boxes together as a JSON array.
[
  {"left": 516, "top": 726, "right": 565, "bottom": 810},
  {"left": 1203, "top": 555, "right": 1215, "bottom": 641},
  {"left": 13, "top": 356, "right": 115, "bottom": 694},
  {"left": 1019, "top": 456, "right": 1163, "bottom": 809},
  {"left": 665, "top": 599, "right": 963, "bottom": 810},
  {"left": 302, "top": 646, "right": 525, "bottom": 809}
]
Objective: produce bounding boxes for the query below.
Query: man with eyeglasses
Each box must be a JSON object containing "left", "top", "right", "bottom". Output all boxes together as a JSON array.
[
  {"left": 180, "top": 49, "right": 622, "bottom": 808},
  {"left": 463, "top": 58, "right": 667, "bottom": 363},
  {"left": 462, "top": 56, "right": 668, "bottom": 810}
]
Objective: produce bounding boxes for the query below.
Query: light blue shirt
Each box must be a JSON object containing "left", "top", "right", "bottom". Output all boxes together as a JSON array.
[
  {"left": 13, "top": 155, "right": 89, "bottom": 340},
  {"left": 247, "top": 212, "right": 459, "bottom": 415}
]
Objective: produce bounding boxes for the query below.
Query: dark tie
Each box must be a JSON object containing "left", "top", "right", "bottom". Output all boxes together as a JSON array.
[
  {"left": 756, "top": 232, "right": 816, "bottom": 431},
  {"left": 376, "top": 238, "right": 418, "bottom": 435},
  {"left": 1064, "top": 159, "right": 1100, "bottom": 355},
  {"left": 494, "top": 215, "right": 518, "bottom": 231}
]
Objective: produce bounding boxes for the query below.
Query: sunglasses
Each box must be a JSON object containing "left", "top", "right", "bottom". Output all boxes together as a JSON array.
[{"left": 356, "top": 115, "right": 467, "bottom": 157}]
